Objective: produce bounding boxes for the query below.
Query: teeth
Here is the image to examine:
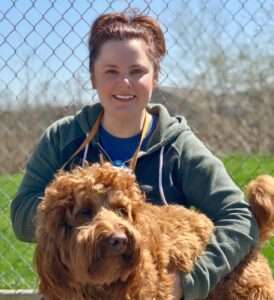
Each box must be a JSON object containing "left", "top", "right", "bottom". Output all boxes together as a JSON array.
[{"left": 114, "top": 95, "right": 135, "bottom": 100}]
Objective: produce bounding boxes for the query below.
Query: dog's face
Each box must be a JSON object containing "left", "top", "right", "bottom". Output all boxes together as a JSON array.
[{"left": 35, "top": 163, "right": 143, "bottom": 291}]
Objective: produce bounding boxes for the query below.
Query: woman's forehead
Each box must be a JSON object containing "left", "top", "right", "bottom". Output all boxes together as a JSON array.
[{"left": 95, "top": 39, "right": 152, "bottom": 65}]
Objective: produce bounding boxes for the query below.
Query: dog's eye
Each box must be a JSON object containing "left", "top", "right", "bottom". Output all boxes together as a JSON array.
[
  {"left": 78, "top": 208, "right": 93, "bottom": 219},
  {"left": 115, "top": 207, "right": 128, "bottom": 217}
]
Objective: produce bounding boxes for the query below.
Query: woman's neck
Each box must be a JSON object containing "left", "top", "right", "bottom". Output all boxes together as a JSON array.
[{"left": 102, "top": 111, "right": 152, "bottom": 138}]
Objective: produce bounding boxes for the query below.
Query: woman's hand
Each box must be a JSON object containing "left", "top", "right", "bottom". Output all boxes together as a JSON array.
[{"left": 170, "top": 270, "right": 183, "bottom": 300}]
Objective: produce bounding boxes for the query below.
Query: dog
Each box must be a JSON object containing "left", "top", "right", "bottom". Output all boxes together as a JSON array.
[{"left": 35, "top": 163, "right": 274, "bottom": 300}]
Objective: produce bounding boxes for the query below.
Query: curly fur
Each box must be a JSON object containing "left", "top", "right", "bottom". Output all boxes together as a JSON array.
[{"left": 35, "top": 163, "right": 274, "bottom": 300}]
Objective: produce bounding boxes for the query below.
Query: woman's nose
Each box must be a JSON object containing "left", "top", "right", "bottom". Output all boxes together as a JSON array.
[
  {"left": 122, "top": 77, "right": 130, "bottom": 85},
  {"left": 122, "top": 76, "right": 131, "bottom": 85},
  {"left": 119, "top": 74, "right": 132, "bottom": 86}
]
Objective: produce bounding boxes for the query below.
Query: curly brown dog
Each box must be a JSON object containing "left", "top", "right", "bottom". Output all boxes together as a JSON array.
[{"left": 35, "top": 163, "right": 274, "bottom": 300}]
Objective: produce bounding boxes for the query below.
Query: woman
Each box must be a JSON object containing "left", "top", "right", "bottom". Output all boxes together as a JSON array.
[{"left": 11, "top": 11, "right": 258, "bottom": 300}]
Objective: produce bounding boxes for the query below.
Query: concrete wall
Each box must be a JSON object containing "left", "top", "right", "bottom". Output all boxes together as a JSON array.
[{"left": 0, "top": 290, "right": 41, "bottom": 300}]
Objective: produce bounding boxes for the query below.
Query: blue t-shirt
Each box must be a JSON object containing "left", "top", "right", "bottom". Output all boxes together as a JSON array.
[{"left": 99, "top": 114, "right": 157, "bottom": 167}]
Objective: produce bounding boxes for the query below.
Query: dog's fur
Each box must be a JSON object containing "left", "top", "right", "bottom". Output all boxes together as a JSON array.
[{"left": 35, "top": 163, "right": 274, "bottom": 300}]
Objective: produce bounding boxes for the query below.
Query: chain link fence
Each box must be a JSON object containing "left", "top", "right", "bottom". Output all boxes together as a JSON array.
[{"left": 1, "top": 0, "right": 274, "bottom": 291}]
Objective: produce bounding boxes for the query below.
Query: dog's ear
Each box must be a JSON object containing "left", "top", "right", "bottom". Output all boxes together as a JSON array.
[
  {"left": 35, "top": 235, "right": 73, "bottom": 297},
  {"left": 35, "top": 174, "right": 75, "bottom": 298},
  {"left": 35, "top": 207, "right": 74, "bottom": 298}
]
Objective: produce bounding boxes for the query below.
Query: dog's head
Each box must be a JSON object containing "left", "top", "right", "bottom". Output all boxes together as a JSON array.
[{"left": 35, "top": 163, "right": 144, "bottom": 294}]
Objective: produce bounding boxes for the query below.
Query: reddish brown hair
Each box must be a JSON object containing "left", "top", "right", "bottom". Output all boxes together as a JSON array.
[{"left": 88, "top": 11, "right": 166, "bottom": 80}]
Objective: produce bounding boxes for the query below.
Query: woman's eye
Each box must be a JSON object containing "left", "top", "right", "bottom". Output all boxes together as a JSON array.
[
  {"left": 106, "top": 69, "right": 117, "bottom": 74},
  {"left": 131, "top": 69, "right": 143, "bottom": 75}
]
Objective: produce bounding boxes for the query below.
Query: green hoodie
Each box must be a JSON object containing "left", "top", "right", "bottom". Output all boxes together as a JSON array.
[{"left": 11, "top": 102, "right": 258, "bottom": 300}]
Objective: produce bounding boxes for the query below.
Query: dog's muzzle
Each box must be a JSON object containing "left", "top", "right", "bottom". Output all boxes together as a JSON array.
[{"left": 108, "top": 232, "right": 129, "bottom": 255}]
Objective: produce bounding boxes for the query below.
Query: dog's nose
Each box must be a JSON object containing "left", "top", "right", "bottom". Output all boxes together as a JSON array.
[{"left": 108, "top": 233, "right": 128, "bottom": 254}]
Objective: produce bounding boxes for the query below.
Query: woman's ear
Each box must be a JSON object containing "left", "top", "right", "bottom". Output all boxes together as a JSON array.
[
  {"left": 91, "top": 74, "right": 96, "bottom": 89},
  {"left": 153, "top": 73, "right": 158, "bottom": 89},
  {"left": 153, "top": 78, "right": 157, "bottom": 89}
]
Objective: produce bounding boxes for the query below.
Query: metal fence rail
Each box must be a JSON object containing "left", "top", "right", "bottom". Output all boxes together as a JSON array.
[
  {"left": 0, "top": 290, "right": 39, "bottom": 300},
  {"left": 0, "top": 0, "right": 274, "bottom": 290}
]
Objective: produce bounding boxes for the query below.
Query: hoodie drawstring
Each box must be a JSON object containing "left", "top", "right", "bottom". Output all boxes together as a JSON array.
[
  {"left": 61, "top": 111, "right": 104, "bottom": 170},
  {"left": 82, "top": 140, "right": 89, "bottom": 166},
  {"left": 62, "top": 110, "right": 168, "bottom": 206},
  {"left": 158, "top": 145, "right": 168, "bottom": 205}
]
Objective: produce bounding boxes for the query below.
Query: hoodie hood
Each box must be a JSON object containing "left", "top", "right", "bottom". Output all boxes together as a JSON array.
[
  {"left": 145, "top": 103, "right": 190, "bottom": 151},
  {"left": 74, "top": 102, "right": 191, "bottom": 152},
  {"left": 75, "top": 102, "right": 103, "bottom": 135}
]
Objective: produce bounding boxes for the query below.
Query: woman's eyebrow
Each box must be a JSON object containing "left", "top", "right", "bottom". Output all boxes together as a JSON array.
[
  {"left": 103, "top": 64, "right": 118, "bottom": 68},
  {"left": 130, "top": 64, "right": 147, "bottom": 69},
  {"left": 102, "top": 63, "right": 147, "bottom": 69}
]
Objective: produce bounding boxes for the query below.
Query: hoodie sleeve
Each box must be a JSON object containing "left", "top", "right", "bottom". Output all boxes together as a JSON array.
[
  {"left": 10, "top": 125, "right": 61, "bottom": 242},
  {"left": 177, "top": 131, "right": 259, "bottom": 300}
]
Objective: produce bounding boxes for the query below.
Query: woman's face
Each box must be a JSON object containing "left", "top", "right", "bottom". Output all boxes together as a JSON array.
[{"left": 92, "top": 39, "right": 156, "bottom": 122}]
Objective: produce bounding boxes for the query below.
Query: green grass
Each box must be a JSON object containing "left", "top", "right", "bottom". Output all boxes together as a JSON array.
[
  {"left": 223, "top": 154, "right": 274, "bottom": 189},
  {"left": 223, "top": 154, "right": 274, "bottom": 273},
  {"left": 0, "top": 174, "right": 36, "bottom": 289},
  {"left": 0, "top": 154, "right": 274, "bottom": 289}
]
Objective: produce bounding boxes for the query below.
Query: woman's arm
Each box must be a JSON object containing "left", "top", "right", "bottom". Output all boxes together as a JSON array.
[
  {"left": 11, "top": 126, "right": 61, "bottom": 242},
  {"left": 177, "top": 132, "right": 259, "bottom": 300}
]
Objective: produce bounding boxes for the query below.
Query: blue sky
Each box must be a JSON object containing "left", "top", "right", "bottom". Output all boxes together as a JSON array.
[
  {"left": 0, "top": 0, "right": 180, "bottom": 103},
  {"left": 1, "top": 0, "right": 273, "bottom": 105}
]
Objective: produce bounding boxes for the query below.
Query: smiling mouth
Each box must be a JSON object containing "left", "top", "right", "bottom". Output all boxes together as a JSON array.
[{"left": 113, "top": 95, "right": 136, "bottom": 102}]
